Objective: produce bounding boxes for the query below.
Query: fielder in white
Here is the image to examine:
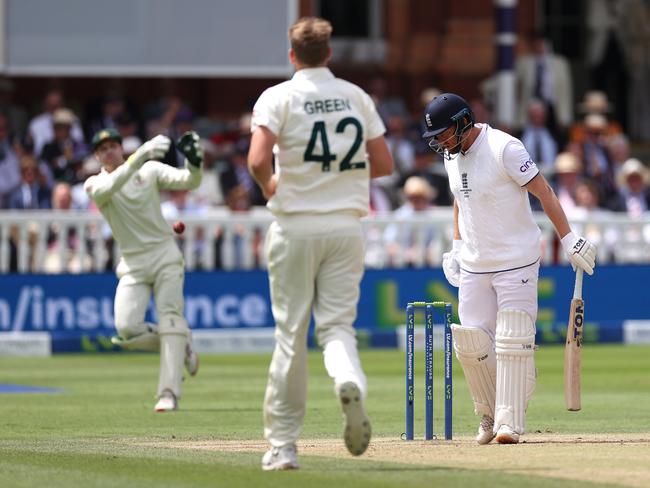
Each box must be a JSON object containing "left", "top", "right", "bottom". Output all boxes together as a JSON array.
[
  {"left": 84, "top": 128, "right": 203, "bottom": 412},
  {"left": 421, "top": 93, "right": 597, "bottom": 444},
  {"left": 247, "top": 17, "right": 393, "bottom": 470}
]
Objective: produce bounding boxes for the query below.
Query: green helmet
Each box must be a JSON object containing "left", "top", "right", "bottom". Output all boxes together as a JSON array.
[{"left": 91, "top": 128, "right": 122, "bottom": 150}]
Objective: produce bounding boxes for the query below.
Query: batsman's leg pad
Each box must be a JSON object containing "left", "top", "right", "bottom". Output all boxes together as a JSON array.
[
  {"left": 451, "top": 323, "right": 496, "bottom": 418},
  {"left": 494, "top": 309, "right": 536, "bottom": 435},
  {"left": 113, "top": 322, "right": 160, "bottom": 351},
  {"left": 157, "top": 315, "right": 189, "bottom": 399}
]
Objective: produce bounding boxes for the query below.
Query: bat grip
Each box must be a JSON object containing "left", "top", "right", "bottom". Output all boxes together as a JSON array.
[{"left": 573, "top": 268, "right": 583, "bottom": 300}]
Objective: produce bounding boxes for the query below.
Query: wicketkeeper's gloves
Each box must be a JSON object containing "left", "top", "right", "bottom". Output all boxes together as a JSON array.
[
  {"left": 177, "top": 131, "right": 203, "bottom": 167},
  {"left": 127, "top": 135, "right": 171, "bottom": 168}
]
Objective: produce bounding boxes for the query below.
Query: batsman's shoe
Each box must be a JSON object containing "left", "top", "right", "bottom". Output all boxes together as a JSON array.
[
  {"left": 476, "top": 415, "right": 496, "bottom": 445},
  {"left": 495, "top": 425, "right": 520, "bottom": 444},
  {"left": 154, "top": 389, "right": 178, "bottom": 412},
  {"left": 261, "top": 444, "right": 299, "bottom": 471},
  {"left": 185, "top": 344, "right": 199, "bottom": 377},
  {"left": 339, "top": 381, "right": 371, "bottom": 456}
]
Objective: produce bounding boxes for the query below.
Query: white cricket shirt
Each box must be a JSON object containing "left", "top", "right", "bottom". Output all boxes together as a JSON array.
[
  {"left": 251, "top": 67, "right": 385, "bottom": 217},
  {"left": 446, "top": 124, "right": 541, "bottom": 273},
  {"left": 84, "top": 160, "right": 202, "bottom": 256}
]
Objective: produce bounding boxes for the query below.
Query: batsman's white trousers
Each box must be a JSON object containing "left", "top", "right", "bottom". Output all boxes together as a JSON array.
[
  {"left": 263, "top": 213, "right": 367, "bottom": 448},
  {"left": 458, "top": 261, "right": 539, "bottom": 340}
]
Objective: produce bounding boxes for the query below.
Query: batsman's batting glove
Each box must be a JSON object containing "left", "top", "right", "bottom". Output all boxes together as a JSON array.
[
  {"left": 561, "top": 231, "right": 596, "bottom": 275},
  {"left": 442, "top": 239, "right": 463, "bottom": 287},
  {"left": 177, "top": 131, "right": 203, "bottom": 167},
  {"left": 127, "top": 135, "right": 171, "bottom": 168}
]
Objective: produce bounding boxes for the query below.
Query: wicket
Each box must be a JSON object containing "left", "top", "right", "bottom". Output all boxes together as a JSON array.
[{"left": 405, "top": 301, "right": 453, "bottom": 440}]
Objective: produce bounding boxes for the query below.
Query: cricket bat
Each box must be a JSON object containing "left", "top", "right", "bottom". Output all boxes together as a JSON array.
[{"left": 564, "top": 268, "right": 584, "bottom": 411}]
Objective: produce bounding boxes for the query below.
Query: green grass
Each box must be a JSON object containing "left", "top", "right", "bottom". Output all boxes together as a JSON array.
[{"left": 0, "top": 345, "right": 649, "bottom": 487}]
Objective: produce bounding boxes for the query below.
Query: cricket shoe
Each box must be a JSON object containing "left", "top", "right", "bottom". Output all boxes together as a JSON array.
[
  {"left": 154, "top": 389, "right": 178, "bottom": 412},
  {"left": 476, "top": 415, "right": 496, "bottom": 445},
  {"left": 495, "top": 425, "right": 520, "bottom": 444},
  {"left": 339, "top": 381, "right": 371, "bottom": 456},
  {"left": 185, "top": 343, "right": 199, "bottom": 377},
  {"left": 261, "top": 444, "right": 299, "bottom": 471}
]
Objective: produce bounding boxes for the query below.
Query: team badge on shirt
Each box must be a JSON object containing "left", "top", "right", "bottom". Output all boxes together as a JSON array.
[{"left": 461, "top": 172, "right": 472, "bottom": 198}]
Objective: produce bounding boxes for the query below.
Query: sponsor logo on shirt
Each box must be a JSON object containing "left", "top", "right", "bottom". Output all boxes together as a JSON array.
[
  {"left": 519, "top": 159, "right": 536, "bottom": 173},
  {"left": 461, "top": 172, "right": 472, "bottom": 198}
]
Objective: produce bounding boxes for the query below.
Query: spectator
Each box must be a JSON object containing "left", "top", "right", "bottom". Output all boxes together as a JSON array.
[
  {"left": 27, "top": 88, "right": 85, "bottom": 155},
  {"left": 607, "top": 133, "right": 631, "bottom": 182},
  {"left": 580, "top": 114, "right": 617, "bottom": 202},
  {"left": 384, "top": 176, "right": 439, "bottom": 267},
  {"left": 515, "top": 32, "right": 573, "bottom": 141},
  {"left": 43, "top": 182, "right": 91, "bottom": 273},
  {"left": 608, "top": 158, "right": 650, "bottom": 215},
  {"left": 569, "top": 91, "right": 623, "bottom": 144},
  {"left": 551, "top": 152, "right": 583, "bottom": 214},
  {"left": 7, "top": 155, "right": 52, "bottom": 209},
  {"left": 40, "top": 108, "right": 88, "bottom": 184},
  {"left": 519, "top": 99, "right": 558, "bottom": 175},
  {"left": 87, "top": 91, "right": 128, "bottom": 137},
  {"left": 219, "top": 137, "right": 264, "bottom": 206},
  {"left": 0, "top": 113, "right": 21, "bottom": 207}
]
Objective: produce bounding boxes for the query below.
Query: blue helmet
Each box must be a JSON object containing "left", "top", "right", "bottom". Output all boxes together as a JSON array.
[{"left": 422, "top": 93, "right": 474, "bottom": 159}]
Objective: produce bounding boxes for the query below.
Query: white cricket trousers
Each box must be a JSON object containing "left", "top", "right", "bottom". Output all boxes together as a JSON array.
[
  {"left": 263, "top": 213, "right": 368, "bottom": 448},
  {"left": 114, "top": 239, "right": 185, "bottom": 336}
]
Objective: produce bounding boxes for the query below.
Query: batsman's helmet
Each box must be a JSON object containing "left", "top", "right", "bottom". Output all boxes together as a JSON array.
[{"left": 421, "top": 93, "right": 475, "bottom": 159}]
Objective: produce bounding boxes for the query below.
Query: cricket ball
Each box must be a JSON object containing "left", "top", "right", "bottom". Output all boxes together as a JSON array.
[{"left": 172, "top": 220, "right": 185, "bottom": 235}]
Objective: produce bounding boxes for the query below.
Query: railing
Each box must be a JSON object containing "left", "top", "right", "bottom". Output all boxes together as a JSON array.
[{"left": 1, "top": 209, "right": 649, "bottom": 273}]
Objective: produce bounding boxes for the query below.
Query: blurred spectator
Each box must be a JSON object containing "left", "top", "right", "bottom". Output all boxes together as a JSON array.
[
  {"left": 28, "top": 89, "right": 85, "bottom": 156},
  {"left": 551, "top": 152, "right": 583, "bottom": 214},
  {"left": 43, "top": 182, "right": 91, "bottom": 273},
  {"left": 579, "top": 114, "right": 617, "bottom": 202},
  {"left": 219, "top": 137, "right": 264, "bottom": 206},
  {"left": 586, "top": 0, "right": 629, "bottom": 133},
  {"left": 515, "top": 33, "right": 573, "bottom": 141},
  {"left": 569, "top": 91, "right": 623, "bottom": 144},
  {"left": 0, "top": 113, "right": 21, "bottom": 207},
  {"left": 607, "top": 133, "right": 631, "bottom": 182},
  {"left": 6, "top": 155, "right": 52, "bottom": 209},
  {"left": 401, "top": 141, "right": 452, "bottom": 207},
  {"left": 0, "top": 78, "right": 28, "bottom": 136},
  {"left": 40, "top": 108, "right": 88, "bottom": 184},
  {"left": 519, "top": 99, "right": 558, "bottom": 175},
  {"left": 384, "top": 176, "right": 438, "bottom": 267},
  {"left": 608, "top": 159, "right": 650, "bottom": 216},
  {"left": 115, "top": 112, "right": 142, "bottom": 140}
]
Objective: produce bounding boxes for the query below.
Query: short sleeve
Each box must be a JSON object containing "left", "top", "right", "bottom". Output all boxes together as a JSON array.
[
  {"left": 360, "top": 91, "right": 386, "bottom": 140},
  {"left": 502, "top": 139, "right": 539, "bottom": 186},
  {"left": 251, "top": 87, "right": 283, "bottom": 136}
]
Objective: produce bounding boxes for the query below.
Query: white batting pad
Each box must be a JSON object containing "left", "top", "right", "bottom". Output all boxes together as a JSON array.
[
  {"left": 451, "top": 324, "right": 497, "bottom": 418},
  {"left": 494, "top": 309, "right": 536, "bottom": 434},
  {"left": 157, "top": 316, "right": 189, "bottom": 398}
]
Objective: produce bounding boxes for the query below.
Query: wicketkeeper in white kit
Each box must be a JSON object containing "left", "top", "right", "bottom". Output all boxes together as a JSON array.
[
  {"left": 248, "top": 17, "right": 393, "bottom": 470},
  {"left": 422, "top": 93, "right": 597, "bottom": 444},
  {"left": 85, "top": 128, "right": 203, "bottom": 412}
]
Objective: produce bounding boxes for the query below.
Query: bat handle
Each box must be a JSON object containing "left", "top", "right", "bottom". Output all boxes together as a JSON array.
[{"left": 573, "top": 268, "right": 583, "bottom": 300}]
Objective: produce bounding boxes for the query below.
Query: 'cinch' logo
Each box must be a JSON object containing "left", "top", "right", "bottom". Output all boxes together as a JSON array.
[{"left": 520, "top": 160, "right": 536, "bottom": 172}]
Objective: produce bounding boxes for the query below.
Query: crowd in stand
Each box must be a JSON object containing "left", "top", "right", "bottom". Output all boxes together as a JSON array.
[{"left": 0, "top": 61, "right": 649, "bottom": 271}]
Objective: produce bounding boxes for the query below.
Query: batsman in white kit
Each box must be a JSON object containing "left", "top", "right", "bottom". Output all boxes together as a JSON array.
[
  {"left": 84, "top": 128, "right": 203, "bottom": 412},
  {"left": 248, "top": 17, "right": 393, "bottom": 470},
  {"left": 422, "top": 94, "right": 597, "bottom": 444}
]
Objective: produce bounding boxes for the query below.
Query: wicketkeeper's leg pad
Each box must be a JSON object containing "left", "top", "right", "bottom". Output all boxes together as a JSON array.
[
  {"left": 494, "top": 309, "right": 537, "bottom": 435},
  {"left": 113, "top": 322, "right": 160, "bottom": 352},
  {"left": 451, "top": 323, "right": 497, "bottom": 418},
  {"left": 157, "top": 315, "right": 189, "bottom": 399}
]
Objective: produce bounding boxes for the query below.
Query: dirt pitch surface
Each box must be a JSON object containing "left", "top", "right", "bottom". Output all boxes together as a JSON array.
[{"left": 146, "top": 433, "right": 650, "bottom": 487}]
